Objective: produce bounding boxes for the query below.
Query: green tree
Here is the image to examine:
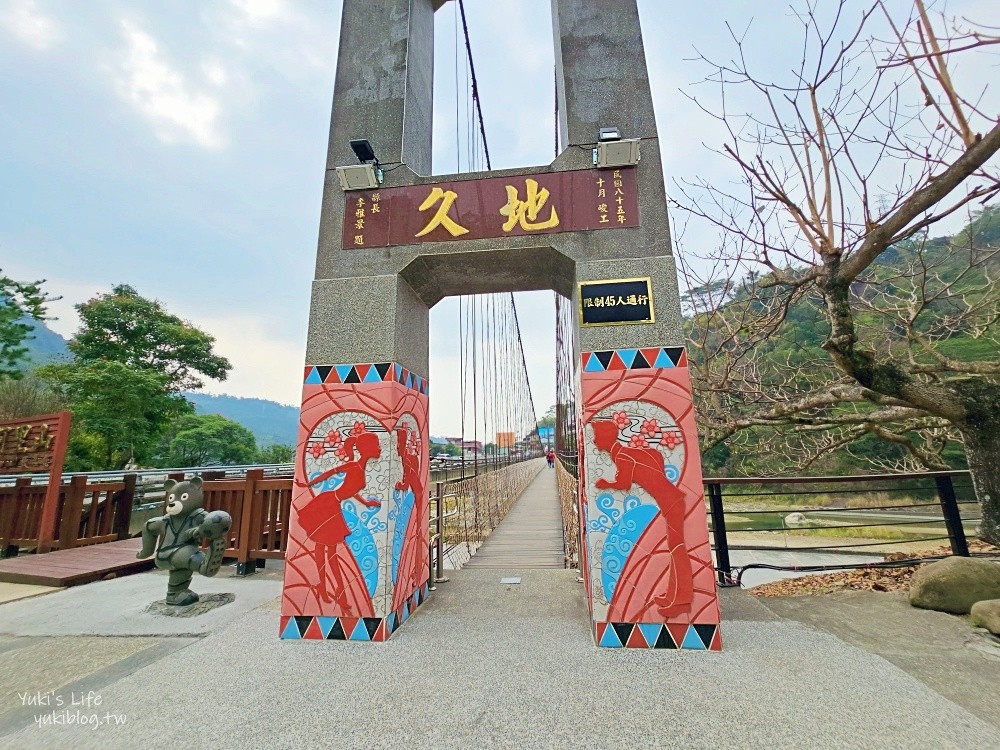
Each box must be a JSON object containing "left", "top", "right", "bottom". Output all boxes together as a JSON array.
[
  {"left": 537, "top": 403, "right": 557, "bottom": 429},
  {"left": 156, "top": 413, "right": 258, "bottom": 467},
  {"left": 70, "top": 284, "right": 231, "bottom": 391},
  {"left": 38, "top": 360, "right": 189, "bottom": 469},
  {"left": 0, "top": 376, "right": 65, "bottom": 420},
  {"left": 43, "top": 284, "right": 233, "bottom": 471},
  {"left": 0, "top": 272, "right": 53, "bottom": 378},
  {"left": 257, "top": 443, "right": 295, "bottom": 464}
]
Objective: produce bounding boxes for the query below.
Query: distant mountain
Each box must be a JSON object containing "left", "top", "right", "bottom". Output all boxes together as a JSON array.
[
  {"left": 185, "top": 392, "right": 298, "bottom": 447},
  {"left": 16, "top": 317, "right": 297, "bottom": 446},
  {"left": 21, "top": 317, "right": 71, "bottom": 367}
]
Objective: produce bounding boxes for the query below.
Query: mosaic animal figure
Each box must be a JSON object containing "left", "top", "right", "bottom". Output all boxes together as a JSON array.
[{"left": 137, "top": 476, "right": 232, "bottom": 606}]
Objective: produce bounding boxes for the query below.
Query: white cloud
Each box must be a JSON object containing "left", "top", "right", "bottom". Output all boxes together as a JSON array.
[
  {"left": 113, "top": 20, "right": 225, "bottom": 149},
  {"left": 202, "top": 60, "right": 228, "bottom": 87},
  {"left": 0, "top": 0, "right": 62, "bottom": 50},
  {"left": 230, "top": 0, "right": 285, "bottom": 22},
  {"left": 196, "top": 312, "right": 304, "bottom": 406}
]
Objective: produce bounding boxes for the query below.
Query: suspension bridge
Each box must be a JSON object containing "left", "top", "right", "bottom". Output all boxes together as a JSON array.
[
  {"left": 0, "top": 0, "right": 981, "bottom": 645},
  {"left": 1, "top": 1, "right": 997, "bottom": 747}
]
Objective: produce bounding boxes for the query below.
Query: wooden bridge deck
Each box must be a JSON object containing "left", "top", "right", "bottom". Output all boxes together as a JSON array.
[
  {"left": 464, "top": 468, "right": 565, "bottom": 569},
  {"left": 0, "top": 537, "right": 152, "bottom": 587}
]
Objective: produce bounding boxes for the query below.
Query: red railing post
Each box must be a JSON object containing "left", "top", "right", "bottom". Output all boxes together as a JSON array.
[
  {"left": 236, "top": 469, "right": 263, "bottom": 576},
  {"left": 57, "top": 475, "right": 88, "bottom": 551},
  {"left": 114, "top": 474, "right": 137, "bottom": 541},
  {"left": 1, "top": 477, "right": 30, "bottom": 558}
]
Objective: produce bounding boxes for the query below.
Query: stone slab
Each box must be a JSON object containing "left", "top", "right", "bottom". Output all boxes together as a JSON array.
[
  {"left": 0, "top": 583, "right": 60, "bottom": 605},
  {"left": 761, "top": 589, "right": 1000, "bottom": 731},
  {"left": 0, "top": 569, "right": 282, "bottom": 637}
]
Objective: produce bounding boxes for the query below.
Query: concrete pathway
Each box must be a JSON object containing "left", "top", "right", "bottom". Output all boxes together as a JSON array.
[
  {"left": 2, "top": 471, "right": 997, "bottom": 749},
  {"left": 463, "top": 468, "right": 564, "bottom": 569},
  {"left": 764, "top": 590, "right": 1000, "bottom": 732},
  {"left": 1, "top": 565, "right": 998, "bottom": 749},
  {"left": 0, "top": 583, "right": 60, "bottom": 605}
]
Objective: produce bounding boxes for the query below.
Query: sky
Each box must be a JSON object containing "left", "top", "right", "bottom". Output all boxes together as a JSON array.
[{"left": 1, "top": 0, "right": 993, "bottom": 437}]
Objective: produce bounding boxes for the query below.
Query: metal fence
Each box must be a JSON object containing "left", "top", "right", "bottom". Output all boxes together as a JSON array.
[
  {"left": 705, "top": 471, "right": 983, "bottom": 585},
  {"left": 555, "top": 458, "right": 579, "bottom": 568}
]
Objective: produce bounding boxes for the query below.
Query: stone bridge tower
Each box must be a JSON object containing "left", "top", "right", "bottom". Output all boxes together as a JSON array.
[{"left": 280, "top": 0, "right": 722, "bottom": 651}]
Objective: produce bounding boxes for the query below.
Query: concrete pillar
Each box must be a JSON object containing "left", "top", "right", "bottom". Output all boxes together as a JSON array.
[
  {"left": 282, "top": 0, "right": 721, "bottom": 650},
  {"left": 281, "top": 0, "right": 435, "bottom": 642}
]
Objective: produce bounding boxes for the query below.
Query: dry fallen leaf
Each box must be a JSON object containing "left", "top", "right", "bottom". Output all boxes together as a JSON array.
[{"left": 749, "top": 541, "right": 998, "bottom": 597}]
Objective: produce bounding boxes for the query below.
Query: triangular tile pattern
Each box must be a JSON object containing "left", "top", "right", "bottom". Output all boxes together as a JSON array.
[
  {"left": 279, "top": 583, "right": 434, "bottom": 643},
  {"left": 302, "top": 617, "right": 324, "bottom": 640},
  {"left": 582, "top": 347, "right": 686, "bottom": 372},
  {"left": 593, "top": 621, "right": 722, "bottom": 651},
  {"left": 303, "top": 362, "right": 429, "bottom": 395}
]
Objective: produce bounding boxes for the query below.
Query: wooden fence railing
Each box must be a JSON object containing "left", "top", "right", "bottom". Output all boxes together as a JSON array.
[
  {"left": 1, "top": 475, "right": 135, "bottom": 557},
  {"left": 2, "top": 461, "right": 539, "bottom": 573},
  {"left": 0, "top": 469, "right": 291, "bottom": 572}
]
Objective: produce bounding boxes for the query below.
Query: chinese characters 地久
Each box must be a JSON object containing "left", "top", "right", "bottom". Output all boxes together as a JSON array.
[{"left": 416, "top": 187, "right": 468, "bottom": 238}]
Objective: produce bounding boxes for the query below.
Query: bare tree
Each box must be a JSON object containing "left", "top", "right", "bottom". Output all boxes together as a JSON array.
[{"left": 673, "top": 1, "right": 1000, "bottom": 543}]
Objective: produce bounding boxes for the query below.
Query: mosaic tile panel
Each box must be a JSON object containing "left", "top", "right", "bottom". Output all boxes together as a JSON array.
[
  {"left": 593, "top": 621, "right": 722, "bottom": 650},
  {"left": 580, "top": 347, "right": 722, "bottom": 649},
  {"left": 280, "top": 367, "right": 430, "bottom": 640},
  {"left": 280, "top": 582, "right": 431, "bottom": 642},
  {"left": 582, "top": 347, "right": 687, "bottom": 372},
  {"left": 303, "top": 362, "right": 428, "bottom": 395}
]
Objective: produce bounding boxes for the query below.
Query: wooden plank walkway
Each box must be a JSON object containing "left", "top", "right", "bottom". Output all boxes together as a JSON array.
[
  {"left": 464, "top": 468, "right": 565, "bottom": 569},
  {"left": 0, "top": 537, "right": 153, "bottom": 587}
]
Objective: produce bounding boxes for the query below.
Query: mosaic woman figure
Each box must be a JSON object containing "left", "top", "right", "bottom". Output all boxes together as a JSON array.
[
  {"left": 391, "top": 426, "right": 426, "bottom": 611},
  {"left": 298, "top": 429, "right": 382, "bottom": 614},
  {"left": 591, "top": 418, "right": 693, "bottom": 618}
]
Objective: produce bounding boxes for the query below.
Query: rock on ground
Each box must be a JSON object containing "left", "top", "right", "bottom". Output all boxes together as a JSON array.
[
  {"left": 970, "top": 599, "right": 1000, "bottom": 635},
  {"left": 909, "top": 557, "right": 1000, "bottom": 614}
]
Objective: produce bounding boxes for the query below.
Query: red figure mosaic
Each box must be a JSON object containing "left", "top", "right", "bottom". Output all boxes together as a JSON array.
[
  {"left": 297, "top": 429, "right": 382, "bottom": 616},
  {"left": 591, "top": 418, "right": 694, "bottom": 618},
  {"left": 391, "top": 425, "right": 425, "bottom": 612},
  {"left": 581, "top": 349, "right": 721, "bottom": 648},
  {"left": 281, "top": 364, "right": 430, "bottom": 641}
]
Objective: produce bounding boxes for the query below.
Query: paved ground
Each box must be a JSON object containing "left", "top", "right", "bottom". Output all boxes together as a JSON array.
[
  {"left": 0, "top": 566, "right": 282, "bottom": 637},
  {"left": 0, "top": 583, "right": 59, "bottom": 605},
  {"left": 1, "top": 565, "right": 998, "bottom": 749},
  {"left": 762, "top": 589, "right": 1000, "bottom": 732},
  {"left": 1, "top": 472, "right": 996, "bottom": 749}
]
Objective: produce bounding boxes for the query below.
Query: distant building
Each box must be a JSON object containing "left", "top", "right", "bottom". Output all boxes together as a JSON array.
[
  {"left": 537, "top": 426, "right": 555, "bottom": 449},
  {"left": 444, "top": 437, "right": 483, "bottom": 455}
]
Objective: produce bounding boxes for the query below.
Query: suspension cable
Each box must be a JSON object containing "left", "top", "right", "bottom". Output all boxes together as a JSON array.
[{"left": 457, "top": 0, "right": 492, "bottom": 171}]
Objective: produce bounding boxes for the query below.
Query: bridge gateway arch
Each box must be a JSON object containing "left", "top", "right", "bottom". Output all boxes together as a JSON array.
[{"left": 280, "top": 0, "right": 722, "bottom": 650}]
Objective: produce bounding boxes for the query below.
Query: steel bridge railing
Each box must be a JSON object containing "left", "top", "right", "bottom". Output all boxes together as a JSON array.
[{"left": 703, "top": 471, "right": 984, "bottom": 586}]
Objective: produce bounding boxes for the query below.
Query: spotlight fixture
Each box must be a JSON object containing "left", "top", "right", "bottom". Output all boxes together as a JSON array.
[
  {"left": 337, "top": 138, "right": 384, "bottom": 191},
  {"left": 350, "top": 138, "right": 377, "bottom": 163},
  {"left": 594, "top": 127, "right": 641, "bottom": 168}
]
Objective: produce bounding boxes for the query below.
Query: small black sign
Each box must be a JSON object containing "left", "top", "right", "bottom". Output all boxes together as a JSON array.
[{"left": 579, "top": 277, "right": 654, "bottom": 327}]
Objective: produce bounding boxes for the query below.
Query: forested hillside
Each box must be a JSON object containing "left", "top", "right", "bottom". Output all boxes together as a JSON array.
[
  {"left": 686, "top": 207, "right": 999, "bottom": 477},
  {"left": 185, "top": 392, "right": 298, "bottom": 447},
  {"left": 17, "top": 316, "right": 297, "bottom": 450}
]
